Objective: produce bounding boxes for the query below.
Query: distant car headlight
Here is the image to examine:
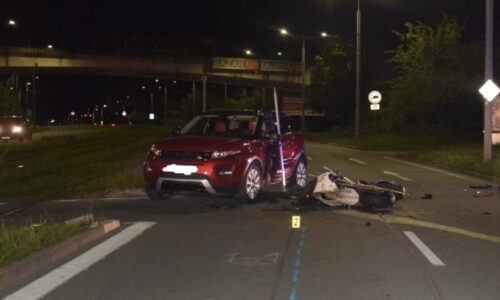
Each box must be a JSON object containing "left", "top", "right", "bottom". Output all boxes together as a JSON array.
[
  {"left": 211, "top": 150, "right": 241, "bottom": 159},
  {"left": 150, "top": 145, "right": 162, "bottom": 158},
  {"left": 12, "top": 126, "right": 23, "bottom": 133}
]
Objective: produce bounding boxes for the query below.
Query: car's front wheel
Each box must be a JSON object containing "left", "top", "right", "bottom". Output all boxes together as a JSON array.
[
  {"left": 145, "top": 184, "right": 164, "bottom": 201},
  {"left": 237, "top": 163, "right": 262, "bottom": 203},
  {"left": 290, "top": 157, "right": 307, "bottom": 191}
]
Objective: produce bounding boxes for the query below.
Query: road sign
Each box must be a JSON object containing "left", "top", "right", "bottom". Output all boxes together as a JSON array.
[
  {"left": 368, "top": 90, "right": 382, "bottom": 104},
  {"left": 370, "top": 104, "right": 380, "bottom": 111},
  {"left": 479, "top": 80, "right": 500, "bottom": 102}
]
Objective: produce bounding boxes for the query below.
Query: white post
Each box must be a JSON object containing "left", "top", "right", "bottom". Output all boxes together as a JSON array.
[{"left": 273, "top": 87, "right": 287, "bottom": 192}]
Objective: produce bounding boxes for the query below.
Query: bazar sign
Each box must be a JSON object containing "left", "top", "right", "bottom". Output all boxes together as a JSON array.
[
  {"left": 212, "top": 57, "right": 301, "bottom": 72},
  {"left": 212, "top": 57, "right": 259, "bottom": 71}
]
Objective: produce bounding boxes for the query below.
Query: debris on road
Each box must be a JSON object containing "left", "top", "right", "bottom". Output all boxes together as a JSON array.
[{"left": 468, "top": 184, "right": 498, "bottom": 197}]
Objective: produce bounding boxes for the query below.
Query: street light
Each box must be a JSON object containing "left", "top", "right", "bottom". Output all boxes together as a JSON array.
[
  {"left": 7, "top": 19, "right": 16, "bottom": 26},
  {"left": 279, "top": 28, "right": 329, "bottom": 132},
  {"left": 245, "top": 49, "right": 253, "bottom": 55},
  {"left": 47, "top": 44, "right": 54, "bottom": 49}
]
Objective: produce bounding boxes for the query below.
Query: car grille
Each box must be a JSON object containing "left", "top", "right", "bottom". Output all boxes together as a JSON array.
[{"left": 161, "top": 151, "right": 211, "bottom": 161}]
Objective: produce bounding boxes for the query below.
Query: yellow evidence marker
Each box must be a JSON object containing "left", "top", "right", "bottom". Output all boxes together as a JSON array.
[{"left": 292, "top": 215, "right": 301, "bottom": 229}]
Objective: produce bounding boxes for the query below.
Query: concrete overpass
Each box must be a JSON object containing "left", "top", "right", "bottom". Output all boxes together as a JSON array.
[{"left": 0, "top": 47, "right": 310, "bottom": 89}]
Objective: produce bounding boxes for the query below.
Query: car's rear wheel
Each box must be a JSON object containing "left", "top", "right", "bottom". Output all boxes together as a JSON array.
[{"left": 237, "top": 162, "right": 262, "bottom": 203}]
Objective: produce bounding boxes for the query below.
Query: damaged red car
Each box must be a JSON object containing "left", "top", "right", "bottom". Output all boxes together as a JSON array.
[{"left": 143, "top": 110, "right": 307, "bottom": 202}]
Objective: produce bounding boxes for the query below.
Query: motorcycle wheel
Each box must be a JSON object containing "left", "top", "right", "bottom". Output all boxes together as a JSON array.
[{"left": 359, "top": 191, "right": 396, "bottom": 209}]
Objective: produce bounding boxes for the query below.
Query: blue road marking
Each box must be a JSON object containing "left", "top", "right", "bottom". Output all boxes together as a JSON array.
[
  {"left": 289, "top": 227, "right": 307, "bottom": 300},
  {"left": 289, "top": 287, "right": 298, "bottom": 300}
]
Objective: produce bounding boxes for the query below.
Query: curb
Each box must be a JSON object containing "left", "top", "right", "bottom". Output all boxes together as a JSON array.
[{"left": 0, "top": 219, "right": 121, "bottom": 292}]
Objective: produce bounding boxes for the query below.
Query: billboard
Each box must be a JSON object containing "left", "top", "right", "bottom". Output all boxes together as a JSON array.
[
  {"left": 282, "top": 96, "right": 303, "bottom": 112},
  {"left": 282, "top": 96, "right": 325, "bottom": 116},
  {"left": 212, "top": 57, "right": 259, "bottom": 71},
  {"left": 212, "top": 57, "right": 301, "bottom": 73},
  {"left": 260, "top": 60, "right": 302, "bottom": 72}
]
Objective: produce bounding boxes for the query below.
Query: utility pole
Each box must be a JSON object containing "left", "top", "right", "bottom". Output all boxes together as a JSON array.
[
  {"left": 483, "top": 0, "right": 494, "bottom": 162},
  {"left": 355, "top": 0, "right": 361, "bottom": 139}
]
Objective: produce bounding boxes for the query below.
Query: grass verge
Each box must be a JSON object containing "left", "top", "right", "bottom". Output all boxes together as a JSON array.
[
  {"left": 0, "top": 220, "right": 89, "bottom": 268},
  {"left": 0, "top": 125, "right": 167, "bottom": 199},
  {"left": 305, "top": 131, "right": 500, "bottom": 179}
]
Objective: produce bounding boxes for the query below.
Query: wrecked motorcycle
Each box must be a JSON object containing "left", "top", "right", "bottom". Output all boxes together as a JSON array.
[{"left": 299, "top": 169, "right": 407, "bottom": 210}]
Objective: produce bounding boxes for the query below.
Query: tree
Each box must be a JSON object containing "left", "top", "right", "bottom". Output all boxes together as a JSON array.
[
  {"left": 0, "top": 78, "right": 22, "bottom": 116},
  {"left": 308, "top": 35, "right": 355, "bottom": 127},
  {"left": 386, "top": 16, "right": 483, "bottom": 134}
]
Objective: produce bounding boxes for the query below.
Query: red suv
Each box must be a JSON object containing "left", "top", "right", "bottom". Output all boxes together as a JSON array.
[{"left": 143, "top": 110, "right": 307, "bottom": 202}]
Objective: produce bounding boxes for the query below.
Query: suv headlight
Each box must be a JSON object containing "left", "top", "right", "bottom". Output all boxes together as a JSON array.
[
  {"left": 150, "top": 145, "right": 162, "bottom": 158},
  {"left": 12, "top": 126, "right": 23, "bottom": 133},
  {"left": 211, "top": 150, "right": 241, "bottom": 159}
]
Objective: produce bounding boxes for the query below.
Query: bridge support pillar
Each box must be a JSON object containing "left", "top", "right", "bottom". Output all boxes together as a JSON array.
[
  {"left": 192, "top": 81, "right": 196, "bottom": 116},
  {"left": 224, "top": 82, "right": 227, "bottom": 108},
  {"left": 202, "top": 76, "right": 207, "bottom": 112},
  {"left": 262, "top": 87, "right": 266, "bottom": 109},
  {"left": 32, "top": 73, "right": 37, "bottom": 127}
]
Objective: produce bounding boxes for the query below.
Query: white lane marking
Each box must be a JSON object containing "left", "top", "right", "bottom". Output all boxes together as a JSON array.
[
  {"left": 5, "top": 221, "right": 156, "bottom": 300},
  {"left": 383, "top": 170, "right": 412, "bottom": 181},
  {"left": 349, "top": 158, "right": 366, "bottom": 165},
  {"left": 0, "top": 202, "right": 7, "bottom": 206},
  {"left": 404, "top": 231, "right": 445, "bottom": 266},
  {"left": 308, "top": 173, "right": 318, "bottom": 177},
  {"left": 48, "top": 199, "right": 80, "bottom": 203},
  {"left": 322, "top": 166, "right": 333, "bottom": 172},
  {"left": 48, "top": 196, "right": 146, "bottom": 203},
  {"left": 307, "top": 156, "right": 313, "bottom": 161},
  {"left": 384, "top": 156, "right": 483, "bottom": 183}
]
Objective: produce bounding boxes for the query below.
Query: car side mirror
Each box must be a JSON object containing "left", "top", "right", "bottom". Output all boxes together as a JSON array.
[{"left": 171, "top": 126, "right": 181, "bottom": 136}]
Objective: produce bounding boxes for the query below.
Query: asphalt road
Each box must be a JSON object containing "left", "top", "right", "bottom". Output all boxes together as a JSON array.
[{"left": 2, "top": 141, "right": 500, "bottom": 300}]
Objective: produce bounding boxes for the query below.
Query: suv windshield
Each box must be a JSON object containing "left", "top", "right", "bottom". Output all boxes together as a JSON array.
[{"left": 180, "top": 114, "right": 259, "bottom": 138}]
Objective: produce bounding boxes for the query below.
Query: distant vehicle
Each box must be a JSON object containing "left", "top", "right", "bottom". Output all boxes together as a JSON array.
[
  {"left": 0, "top": 116, "right": 33, "bottom": 141},
  {"left": 143, "top": 110, "right": 307, "bottom": 202}
]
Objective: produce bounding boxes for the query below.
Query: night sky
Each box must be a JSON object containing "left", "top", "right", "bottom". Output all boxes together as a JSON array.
[{"left": 0, "top": 0, "right": 497, "bottom": 122}]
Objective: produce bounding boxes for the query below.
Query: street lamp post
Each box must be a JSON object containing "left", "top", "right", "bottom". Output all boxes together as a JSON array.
[
  {"left": 280, "top": 28, "right": 329, "bottom": 132},
  {"left": 355, "top": 0, "right": 361, "bottom": 139},
  {"left": 483, "top": 0, "right": 494, "bottom": 162}
]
